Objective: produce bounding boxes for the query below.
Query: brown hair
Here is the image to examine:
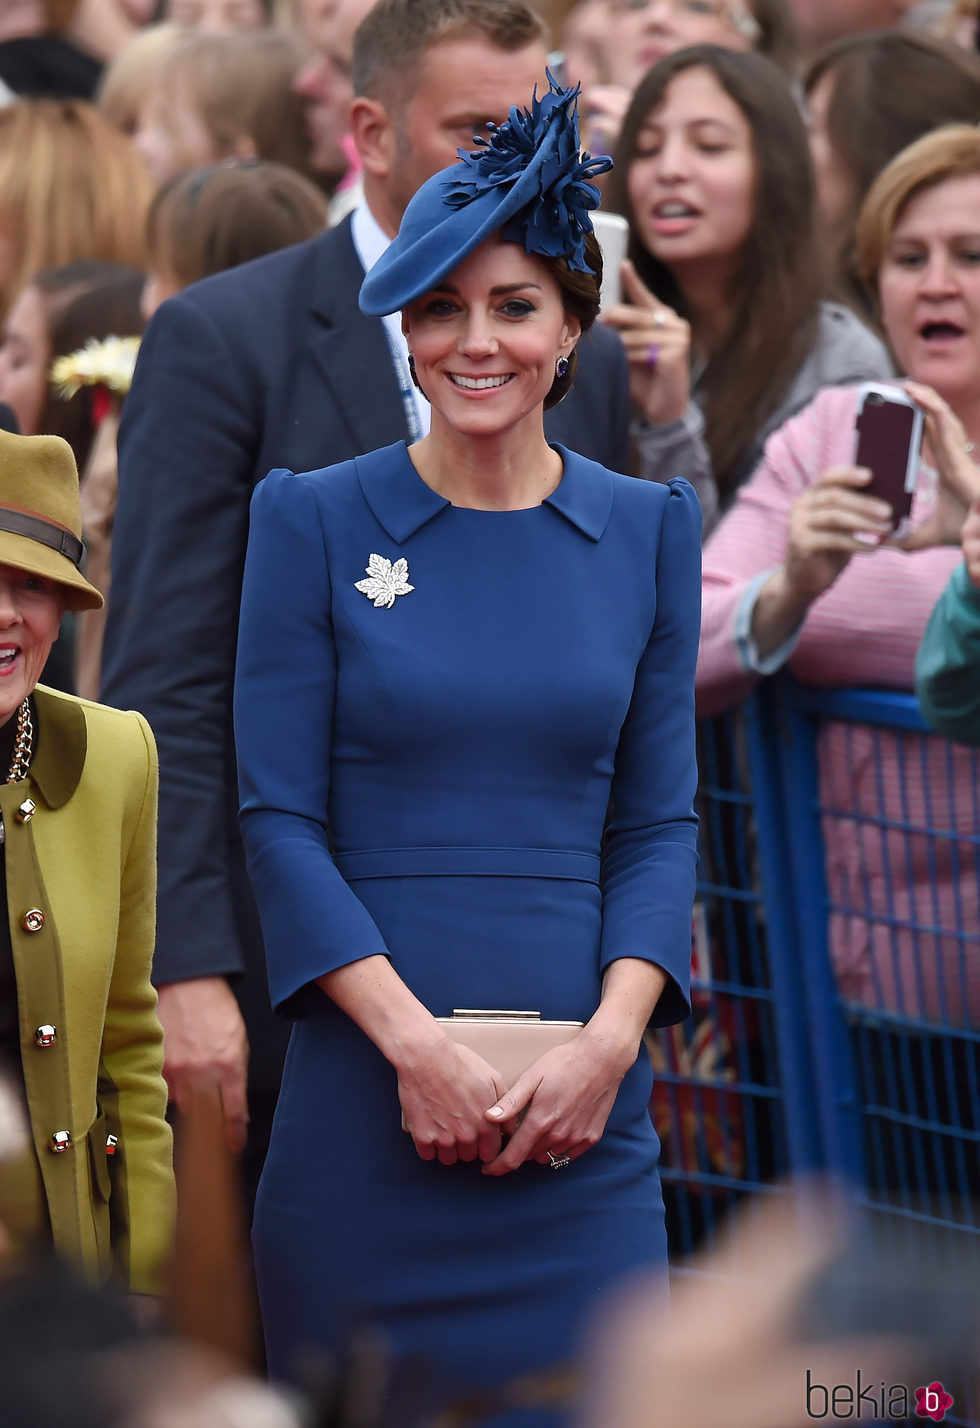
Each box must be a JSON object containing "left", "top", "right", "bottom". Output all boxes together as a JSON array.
[
  {"left": 31, "top": 262, "right": 146, "bottom": 471},
  {"left": 0, "top": 100, "right": 152, "bottom": 328},
  {"left": 607, "top": 44, "right": 821, "bottom": 500},
  {"left": 96, "top": 22, "right": 189, "bottom": 137},
  {"left": 146, "top": 158, "right": 328, "bottom": 291},
  {"left": 41, "top": 0, "right": 79, "bottom": 32},
  {"left": 736, "top": 0, "right": 797, "bottom": 74},
  {"left": 804, "top": 32, "right": 980, "bottom": 316},
  {"left": 856, "top": 124, "right": 980, "bottom": 297},
  {"left": 352, "top": 0, "right": 548, "bottom": 105},
  {"left": 150, "top": 28, "right": 314, "bottom": 179},
  {"left": 545, "top": 230, "right": 602, "bottom": 408}
]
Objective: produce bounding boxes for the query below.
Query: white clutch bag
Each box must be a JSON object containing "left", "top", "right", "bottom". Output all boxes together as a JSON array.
[{"left": 401, "top": 1009, "right": 584, "bottom": 1132}]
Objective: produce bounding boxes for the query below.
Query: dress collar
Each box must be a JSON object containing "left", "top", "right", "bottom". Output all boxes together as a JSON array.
[
  {"left": 27, "top": 686, "right": 86, "bottom": 809},
  {"left": 354, "top": 441, "right": 613, "bottom": 544}
]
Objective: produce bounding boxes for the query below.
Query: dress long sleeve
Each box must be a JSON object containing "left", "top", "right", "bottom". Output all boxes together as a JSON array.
[
  {"left": 235, "top": 468, "right": 391, "bottom": 1014},
  {"left": 600, "top": 479, "right": 701, "bottom": 1025}
]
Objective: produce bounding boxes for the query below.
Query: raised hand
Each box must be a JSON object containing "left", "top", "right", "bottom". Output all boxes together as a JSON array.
[
  {"left": 783, "top": 465, "right": 894, "bottom": 603},
  {"left": 601, "top": 261, "right": 691, "bottom": 425},
  {"left": 750, "top": 467, "right": 894, "bottom": 662},
  {"left": 896, "top": 380, "right": 980, "bottom": 551}
]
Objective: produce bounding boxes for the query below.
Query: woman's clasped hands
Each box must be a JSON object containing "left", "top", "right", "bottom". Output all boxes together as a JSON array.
[
  {"left": 481, "top": 1030, "right": 631, "bottom": 1177},
  {"left": 397, "top": 1035, "right": 507, "bottom": 1166},
  {"left": 398, "top": 1025, "right": 631, "bottom": 1176}
]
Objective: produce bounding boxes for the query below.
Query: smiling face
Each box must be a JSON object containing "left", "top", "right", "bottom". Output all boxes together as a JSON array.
[
  {"left": 0, "top": 285, "right": 49, "bottom": 437},
  {"left": 0, "top": 562, "right": 63, "bottom": 725},
  {"left": 878, "top": 174, "right": 980, "bottom": 405},
  {"left": 402, "top": 236, "right": 580, "bottom": 442},
  {"left": 626, "top": 65, "right": 755, "bottom": 285}
]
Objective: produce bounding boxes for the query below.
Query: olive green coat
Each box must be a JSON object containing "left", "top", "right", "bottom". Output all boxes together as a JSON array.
[{"left": 3, "top": 685, "right": 174, "bottom": 1293}]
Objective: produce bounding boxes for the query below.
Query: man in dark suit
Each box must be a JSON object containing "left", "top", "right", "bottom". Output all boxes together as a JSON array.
[{"left": 102, "top": 0, "right": 631, "bottom": 1178}]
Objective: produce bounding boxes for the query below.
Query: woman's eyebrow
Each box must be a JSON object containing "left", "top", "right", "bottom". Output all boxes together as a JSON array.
[{"left": 430, "top": 282, "right": 543, "bottom": 296}]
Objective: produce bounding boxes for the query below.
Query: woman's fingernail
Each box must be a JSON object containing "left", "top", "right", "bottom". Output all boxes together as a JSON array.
[{"left": 487, "top": 1106, "right": 503, "bottom": 1118}]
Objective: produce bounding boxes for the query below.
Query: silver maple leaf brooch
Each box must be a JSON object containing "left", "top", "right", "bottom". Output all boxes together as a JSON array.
[{"left": 355, "top": 553, "right": 414, "bottom": 609}]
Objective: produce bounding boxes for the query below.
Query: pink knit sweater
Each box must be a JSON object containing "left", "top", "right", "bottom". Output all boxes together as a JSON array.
[{"left": 699, "top": 385, "right": 976, "bottom": 1025}]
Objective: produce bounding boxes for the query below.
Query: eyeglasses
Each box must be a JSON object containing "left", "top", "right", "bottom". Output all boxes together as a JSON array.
[{"left": 610, "top": 0, "right": 762, "bottom": 44}]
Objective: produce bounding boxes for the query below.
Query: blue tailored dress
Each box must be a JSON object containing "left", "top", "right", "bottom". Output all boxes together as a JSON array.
[{"left": 234, "top": 442, "right": 701, "bottom": 1426}]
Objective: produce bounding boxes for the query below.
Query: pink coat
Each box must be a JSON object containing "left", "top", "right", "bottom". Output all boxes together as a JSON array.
[{"left": 698, "top": 384, "right": 976, "bottom": 1025}]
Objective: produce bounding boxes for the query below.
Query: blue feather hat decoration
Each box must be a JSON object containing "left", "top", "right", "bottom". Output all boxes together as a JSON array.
[{"left": 359, "top": 72, "right": 612, "bottom": 317}]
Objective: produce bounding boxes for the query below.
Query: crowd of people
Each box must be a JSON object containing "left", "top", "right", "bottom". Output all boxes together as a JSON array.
[{"left": 0, "top": 0, "right": 978, "bottom": 1424}]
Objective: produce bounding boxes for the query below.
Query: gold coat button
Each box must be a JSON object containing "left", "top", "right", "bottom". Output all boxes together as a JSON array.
[
  {"left": 34, "top": 1024, "right": 57, "bottom": 1047},
  {"left": 50, "top": 1131, "right": 71, "bottom": 1153},
  {"left": 15, "top": 799, "right": 36, "bottom": 824},
  {"left": 21, "top": 909, "right": 44, "bottom": 933}
]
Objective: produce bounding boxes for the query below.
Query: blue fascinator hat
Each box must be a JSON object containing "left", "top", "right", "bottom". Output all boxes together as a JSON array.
[{"left": 359, "top": 73, "right": 612, "bottom": 317}]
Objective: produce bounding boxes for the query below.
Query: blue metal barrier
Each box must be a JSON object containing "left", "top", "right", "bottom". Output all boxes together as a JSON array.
[
  {"left": 662, "top": 680, "right": 978, "bottom": 1422},
  {"left": 772, "top": 678, "right": 980, "bottom": 1427},
  {"left": 651, "top": 698, "right": 824, "bottom": 1262},
  {"left": 774, "top": 679, "right": 980, "bottom": 1245}
]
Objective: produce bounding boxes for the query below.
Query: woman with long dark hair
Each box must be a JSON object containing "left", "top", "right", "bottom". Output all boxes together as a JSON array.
[{"left": 604, "top": 45, "right": 891, "bottom": 527}]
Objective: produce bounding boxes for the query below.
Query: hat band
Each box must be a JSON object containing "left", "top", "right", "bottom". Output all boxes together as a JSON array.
[{"left": 0, "top": 507, "right": 83, "bottom": 569}]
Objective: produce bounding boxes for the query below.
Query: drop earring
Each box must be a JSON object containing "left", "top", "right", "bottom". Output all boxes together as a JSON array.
[{"left": 556, "top": 356, "right": 569, "bottom": 378}]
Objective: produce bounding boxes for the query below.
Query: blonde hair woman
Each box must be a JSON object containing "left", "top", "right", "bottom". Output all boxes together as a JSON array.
[
  {"left": 0, "top": 99, "right": 152, "bottom": 324},
  {"left": 95, "top": 22, "right": 188, "bottom": 137},
  {"left": 132, "top": 29, "right": 314, "bottom": 188}
]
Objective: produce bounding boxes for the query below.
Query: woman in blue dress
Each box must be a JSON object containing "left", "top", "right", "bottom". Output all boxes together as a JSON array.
[{"left": 233, "top": 78, "right": 701, "bottom": 1427}]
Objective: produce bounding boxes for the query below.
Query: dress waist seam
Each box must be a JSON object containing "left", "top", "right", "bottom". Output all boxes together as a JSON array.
[{"left": 334, "top": 846, "right": 601, "bottom": 882}]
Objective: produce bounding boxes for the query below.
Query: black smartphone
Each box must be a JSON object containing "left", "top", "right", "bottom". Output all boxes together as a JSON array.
[{"left": 853, "top": 383, "right": 924, "bottom": 537}]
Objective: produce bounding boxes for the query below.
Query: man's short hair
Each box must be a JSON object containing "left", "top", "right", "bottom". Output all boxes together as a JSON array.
[{"left": 352, "top": 0, "right": 547, "bottom": 103}]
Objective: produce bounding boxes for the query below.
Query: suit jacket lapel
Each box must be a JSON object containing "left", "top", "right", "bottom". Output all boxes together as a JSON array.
[{"left": 308, "top": 220, "right": 409, "bottom": 454}]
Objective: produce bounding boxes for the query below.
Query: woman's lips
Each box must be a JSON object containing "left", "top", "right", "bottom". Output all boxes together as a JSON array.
[
  {"left": 649, "top": 200, "right": 701, "bottom": 237},
  {"left": 919, "top": 320, "right": 965, "bottom": 339},
  {"left": 446, "top": 373, "right": 515, "bottom": 393},
  {"left": 637, "top": 45, "right": 668, "bottom": 70},
  {"left": 0, "top": 646, "right": 21, "bottom": 675},
  {"left": 916, "top": 320, "right": 967, "bottom": 353}
]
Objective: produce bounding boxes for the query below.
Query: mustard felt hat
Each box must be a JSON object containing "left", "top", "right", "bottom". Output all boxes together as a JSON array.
[{"left": 0, "top": 429, "right": 103, "bottom": 611}]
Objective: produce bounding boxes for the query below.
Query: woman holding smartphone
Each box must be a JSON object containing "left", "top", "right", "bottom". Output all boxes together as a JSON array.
[
  {"left": 602, "top": 45, "right": 891, "bottom": 531},
  {"left": 697, "top": 122, "right": 980, "bottom": 1028}
]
